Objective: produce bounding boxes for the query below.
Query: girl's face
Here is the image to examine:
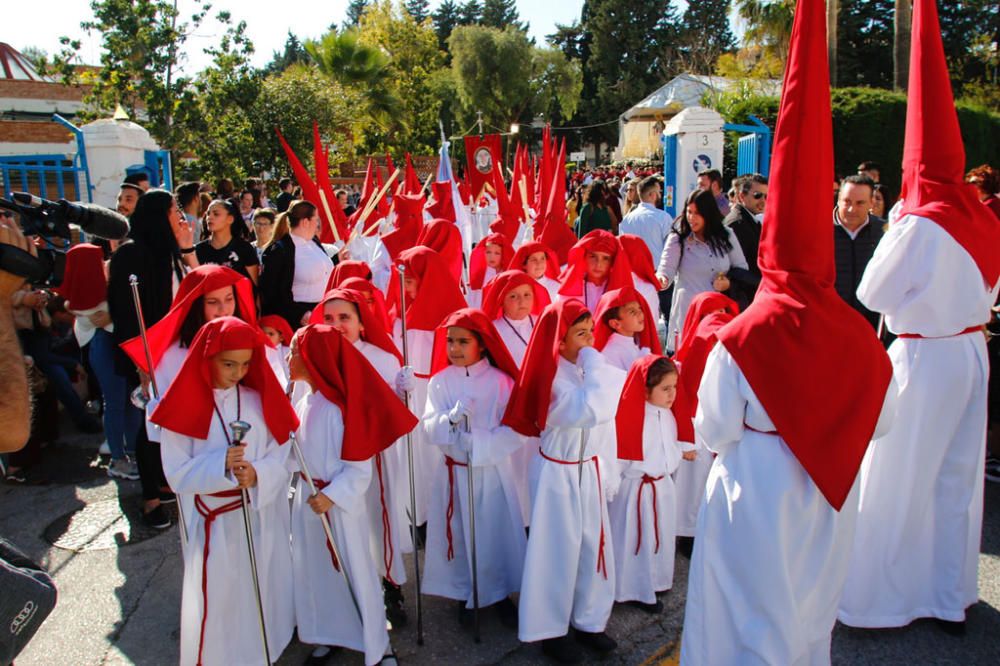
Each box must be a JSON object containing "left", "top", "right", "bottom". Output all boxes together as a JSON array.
[
  {"left": 322, "top": 299, "right": 364, "bottom": 343},
  {"left": 446, "top": 326, "right": 483, "bottom": 367},
  {"left": 287, "top": 335, "right": 312, "bottom": 384},
  {"left": 872, "top": 190, "right": 885, "bottom": 217},
  {"left": 484, "top": 243, "right": 503, "bottom": 269},
  {"left": 686, "top": 203, "right": 705, "bottom": 235},
  {"left": 585, "top": 251, "right": 612, "bottom": 284},
  {"left": 646, "top": 371, "right": 678, "bottom": 409},
  {"left": 211, "top": 348, "right": 253, "bottom": 389},
  {"left": 261, "top": 326, "right": 282, "bottom": 347},
  {"left": 502, "top": 284, "right": 534, "bottom": 321},
  {"left": 524, "top": 251, "right": 548, "bottom": 280},
  {"left": 203, "top": 286, "right": 237, "bottom": 321},
  {"left": 403, "top": 275, "right": 419, "bottom": 302},
  {"left": 253, "top": 216, "right": 275, "bottom": 245},
  {"left": 206, "top": 203, "right": 234, "bottom": 234},
  {"left": 166, "top": 199, "right": 184, "bottom": 238},
  {"left": 239, "top": 192, "right": 253, "bottom": 214}
]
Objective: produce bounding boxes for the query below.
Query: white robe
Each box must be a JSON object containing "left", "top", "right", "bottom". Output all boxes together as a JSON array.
[
  {"left": 537, "top": 275, "right": 561, "bottom": 303},
  {"left": 160, "top": 386, "right": 295, "bottom": 666},
  {"left": 466, "top": 265, "right": 498, "bottom": 309},
  {"left": 392, "top": 323, "right": 442, "bottom": 526},
  {"left": 290, "top": 391, "right": 390, "bottom": 665},
  {"left": 633, "top": 275, "right": 662, "bottom": 325},
  {"left": 839, "top": 214, "right": 998, "bottom": 627},
  {"left": 493, "top": 314, "right": 536, "bottom": 368},
  {"left": 519, "top": 347, "right": 627, "bottom": 641},
  {"left": 600, "top": 332, "right": 648, "bottom": 372},
  {"left": 420, "top": 359, "right": 527, "bottom": 607},
  {"left": 611, "top": 402, "right": 681, "bottom": 603},
  {"left": 354, "top": 340, "right": 409, "bottom": 582},
  {"left": 681, "top": 346, "right": 896, "bottom": 666}
]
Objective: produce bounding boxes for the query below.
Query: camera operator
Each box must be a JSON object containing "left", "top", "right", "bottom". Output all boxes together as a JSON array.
[{"left": 0, "top": 213, "right": 32, "bottom": 452}]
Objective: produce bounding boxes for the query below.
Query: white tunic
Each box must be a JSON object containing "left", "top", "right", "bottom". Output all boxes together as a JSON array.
[
  {"left": 537, "top": 275, "right": 561, "bottom": 303},
  {"left": 160, "top": 386, "right": 295, "bottom": 666},
  {"left": 611, "top": 402, "right": 681, "bottom": 603},
  {"left": 354, "top": 340, "right": 408, "bottom": 583},
  {"left": 421, "top": 359, "right": 527, "bottom": 607},
  {"left": 466, "top": 266, "right": 498, "bottom": 309},
  {"left": 681, "top": 346, "right": 896, "bottom": 666},
  {"left": 600, "top": 332, "right": 648, "bottom": 372},
  {"left": 493, "top": 314, "right": 536, "bottom": 368},
  {"left": 290, "top": 392, "right": 389, "bottom": 665},
  {"left": 519, "top": 347, "right": 626, "bottom": 641},
  {"left": 146, "top": 340, "right": 188, "bottom": 442},
  {"left": 633, "top": 275, "right": 662, "bottom": 324},
  {"left": 839, "top": 214, "right": 998, "bottom": 627}
]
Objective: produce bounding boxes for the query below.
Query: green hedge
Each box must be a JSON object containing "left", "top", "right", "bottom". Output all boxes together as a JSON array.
[{"left": 708, "top": 86, "right": 1000, "bottom": 197}]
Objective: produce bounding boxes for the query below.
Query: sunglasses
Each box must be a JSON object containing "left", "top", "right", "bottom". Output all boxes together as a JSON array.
[{"left": 751, "top": 192, "right": 767, "bottom": 200}]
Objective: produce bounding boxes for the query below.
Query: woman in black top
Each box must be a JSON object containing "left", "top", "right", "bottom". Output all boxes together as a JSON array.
[{"left": 195, "top": 199, "right": 260, "bottom": 284}]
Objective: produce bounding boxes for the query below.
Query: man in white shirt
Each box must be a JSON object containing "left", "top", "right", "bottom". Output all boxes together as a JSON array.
[{"left": 620, "top": 177, "right": 674, "bottom": 320}]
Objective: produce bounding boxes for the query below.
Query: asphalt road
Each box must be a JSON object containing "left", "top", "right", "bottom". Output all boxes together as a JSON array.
[{"left": 2, "top": 429, "right": 998, "bottom": 665}]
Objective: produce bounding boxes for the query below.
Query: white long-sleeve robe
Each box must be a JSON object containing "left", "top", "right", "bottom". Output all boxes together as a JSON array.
[
  {"left": 681, "top": 346, "right": 897, "bottom": 666},
  {"left": 839, "top": 214, "right": 998, "bottom": 628},
  {"left": 466, "top": 266, "right": 498, "bottom": 309},
  {"left": 290, "top": 391, "right": 389, "bottom": 666},
  {"left": 493, "top": 314, "right": 536, "bottom": 368},
  {"left": 420, "top": 358, "right": 527, "bottom": 607},
  {"left": 160, "top": 386, "right": 295, "bottom": 666},
  {"left": 633, "top": 275, "right": 661, "bottom": 325},
  {"left": 611, "top": 402, "right": 681, "bottom": 603},
  {"left": 518, "top": 347, "right": 627, "bottom": 641},
  {"left": 600, "top": 332, "right": 648, "bottom": 372},
  {"left": 537, "top": 275, "right": 561, "bottom": 303}
]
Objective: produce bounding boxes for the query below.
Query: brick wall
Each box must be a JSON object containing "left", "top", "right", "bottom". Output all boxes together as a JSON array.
[
  {"left": 0, "top": 121, "right": 74, "bottom": 144},
  {"left": 0, "top": 80, "right": 89, "bottom": 101}
]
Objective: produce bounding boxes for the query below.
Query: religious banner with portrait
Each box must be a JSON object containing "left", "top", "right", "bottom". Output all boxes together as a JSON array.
[{"left": 464, "top": 134, "right": 503, "bottom": 202}]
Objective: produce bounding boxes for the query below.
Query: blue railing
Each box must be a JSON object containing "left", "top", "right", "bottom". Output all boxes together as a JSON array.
[{"left": 0, "top": 114, "right": 93, "bottom": 203}]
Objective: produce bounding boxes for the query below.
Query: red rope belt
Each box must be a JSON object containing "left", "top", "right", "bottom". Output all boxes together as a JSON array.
[
  {"left": 539, "top": 448, "right": 608, "bottom": 579},
  {"left": 897, "top": 325, "right": 981, "bottom": 339},
  {"left": 635, "top": 474, "right": 664, "bottom": 555},
  {"left": 310, "top": 478, "right": 341, "bottom": 573},
  {"left": 193, "top": 488, "right": 244, "bottom": 666},
  {"left": 374, "top": 453, "right": 398, "bottom": 584},
  {"left": 444, "top": 455, "right": 468, "bottom": 561}
]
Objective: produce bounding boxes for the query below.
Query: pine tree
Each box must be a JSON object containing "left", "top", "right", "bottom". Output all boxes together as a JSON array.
[
  {"left": 404, "top": 0, "right": 430, "bottom": 23},
  {"left": 836, "top": 0, "right": 893, "bottom": 88},
  {"left": 457, "top": 0, "right": 482, "bottom": 26},
  {"left": 481, "top": 0, "right": 524, "bottom": 30},
  {"left": 343, "top": 0, "right": 369, "bottom": 28},
  {"left": 263, "top": 31, "right": 310, "bottom": 75},
  {"left": 680, "top": 0, "right": 736, "bottom": 72},
  {"left": 432, "top": 0, "right": 461, "bottom": 49}
]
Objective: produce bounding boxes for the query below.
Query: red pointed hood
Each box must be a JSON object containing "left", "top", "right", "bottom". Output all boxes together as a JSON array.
[
  {"left": 383, "top": 191, "right": 426, "bottom": 260},
  {"left": 618, "top": 234, "right": 661, "bottom": 289},
  {"left": 469, "top": 232, "right": 514, "bottom": 290},
  {"left": 426, "top": 181, "right": 456, "bottom": 223},
  {"left": 558, "top": 229, "right": 633, "bottom": 299},
  {"left": 416, "top": 218, "right": 464, "bottom": 284},
  {"left": 403, "top": 153, "right": 422, "bottom": 194},
  {"left": 615, "top": 354, "right": 676, "bottom": 461},
  {"left": 57, "top": 243, "right": 107, "bottom": 311},
  {"left": 509, "top": 241, "right": 561, "bottom": 280},
  {"left": 385, "top": 246, "right": 467, "bottom": 331},
  {"left": 714, "top": 0, "right": 892, "bottom": 511},
  {"left": 675, "top": 291, "right": 740, "bottom": 362},
  {"left": 429, "top": 308, "right": 520, "bottom": 380},
  {"left": 480, "top": 269, "right": 551, "bottom": 321},
  {"left": 897, "top": 0, "right": 1000, "bottom": 286},
  {"left": 308, "top": 287, "right": 402, "bottom": 364},
  {"left": 121, "top": 265, "right": 256, "bottom": 374},
  {"left": 323, "top": 260, "right": 372, "bottom": 292},
  {"left": 258, "top": 314, "right": 294, "bottom": 348},
  {"left": 296, "top": 324, "right": 417, "bottom": 461},
  {"left": 150, "top": 317, "right": 299, "bottom": 443},
  {"left": 592, "top": 285, "right": 660, "bottom": 353},
  {"left": 501, "top": 298, "right": 590, "bottom": 437}
]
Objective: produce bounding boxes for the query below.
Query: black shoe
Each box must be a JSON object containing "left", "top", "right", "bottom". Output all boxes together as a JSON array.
[
  {"left": 383, "top": 579, "right": 407, "bottom": 628},
  {"left": 494, "top": 597, "right": 518, "bottom": 629},
  {"left": 159, "top": 491, "right": 177, "bottom": 505},
  {"left": 377, "top": 651, "right": 399, "bottom": 665},
  {"left": 677, "top": 536, "right": 694, "bottom": 559},
  {"left": 934, "top": 618, "right": 967, "bottom": 636},
  {"left": 142, "top": 504, "right": 171, "bottom": 530},
  {"left": 574, "top": 630, "right": 617, "bottom": 654},
  {"left": 415, "top": 523, "right": 427, "bottom": 550},
  {"left": 627, "top": 599, "right": 664, "bottom": 614},
  {"left": 541, "top": 635, "right": 584, "bottom": 663}
]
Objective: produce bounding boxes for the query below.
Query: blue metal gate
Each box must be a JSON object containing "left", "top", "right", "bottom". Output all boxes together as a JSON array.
[
  {"left": 0, "top": 114, "right": 94, "bottom": 202},
  {"left": 724, "top": 115, "right": 772, "bottom": 177}
]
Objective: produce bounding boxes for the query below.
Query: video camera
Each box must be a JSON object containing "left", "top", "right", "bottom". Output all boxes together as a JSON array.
[{"left": 0, "top": 192, "right": 130, "bottom": 286}]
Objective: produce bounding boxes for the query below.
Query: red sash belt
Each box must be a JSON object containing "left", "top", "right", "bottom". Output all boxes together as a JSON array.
[
  {"left": 414, "top": 371, "right": 432, "bottom": 379},
  {"left": 744, "top": 422, "right": 779, "bottom": 436},
  {"left": 193, "top": 488, "right": 244, "bottom": 666},
  {"left": 310, "top": 478, "right": 341, "bottom": 573},
  {"left": 635, "top": 474, "right": 664, "bottom": 555},
  {"left": 897, "top": 325, "right": 982, "bottom": 339},
  {"left": 374, "top": 453, "right": 398, "bottom": 584},
  {"left": 444, "top": 455, "right": 468, "bottom": 561},
  {"left": 539, "top": 448, "right": 608, "bottom": 579}
]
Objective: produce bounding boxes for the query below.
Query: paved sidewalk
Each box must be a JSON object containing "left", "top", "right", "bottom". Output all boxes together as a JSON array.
[{"left": 2, "top": 432, "right": 998, "bottom": 665}]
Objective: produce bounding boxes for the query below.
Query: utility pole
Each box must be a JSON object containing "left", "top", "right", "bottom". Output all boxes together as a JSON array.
[
  {"left": 894, "top": 0, "right": 912, "bottom": 91},
  {"left": 827, "top": 0, "right": 839, "bottom": 87}
]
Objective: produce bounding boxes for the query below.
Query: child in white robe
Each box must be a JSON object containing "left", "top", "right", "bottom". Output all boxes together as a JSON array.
[
  {"left": 503, "top": 299, "right": 627, "bottom": 663},
  {"left": 152, "top": 317, "right": 298, "bottom": 666},
  {"left": 610, "top": 356, "right": 681, "bottom": 612},
  {"left": 509, "top": 241, "right": 563, "bottom": 302},
  {"left": 287, "top": 324, "right": 417, "bottom": 665},
  {"left": 466, "top": 232, "right": 513, "bottom": 309},
  {"left": 421, "top": 308, "right": 527, "bottom": 629},
  {"left": 592, "top": 286, "right": 659, "bottom": 372}
]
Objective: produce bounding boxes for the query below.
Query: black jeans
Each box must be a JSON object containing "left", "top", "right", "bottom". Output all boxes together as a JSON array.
[{"left": 126, "top": 376, "right": 167, "bottom": 503}]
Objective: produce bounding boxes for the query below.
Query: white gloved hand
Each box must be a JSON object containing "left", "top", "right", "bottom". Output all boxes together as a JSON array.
[
  {"left": 448, "top": 399, "right": 473, "bottom": 426},
  {"left": 394, "top": 366, "right": 415, "bottom": 395},
  {"left": 577, "top": 345, "right": 602, "bottom": 372}
]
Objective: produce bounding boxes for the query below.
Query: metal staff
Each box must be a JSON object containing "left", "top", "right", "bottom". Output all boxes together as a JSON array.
[
  {"left": 462, "top": 415, "right": 480, "bottom": 643},
  {"left": 128, "top": 274, "right": 188, "bottom": 550},
  {"left": 228, "top": 420, "right": 271, "bottom": 666},
  {"left": 397, "top": 263, "right": 425, "bottom": 645},
  {"left": 287, "top": 428, "right": 364, "bottom": 624}
]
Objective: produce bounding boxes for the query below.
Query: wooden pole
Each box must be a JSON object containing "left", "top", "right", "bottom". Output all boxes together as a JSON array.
[{"left": 894, "top": 0, "right": 912, "bottom": 91}]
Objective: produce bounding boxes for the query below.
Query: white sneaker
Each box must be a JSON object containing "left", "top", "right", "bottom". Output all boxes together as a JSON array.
[
  {"left": 108, "top": 458, "right": 140, "bottom": 480},
  {"left": 99, "top": 441, "right": 111, "bottom": 456}
]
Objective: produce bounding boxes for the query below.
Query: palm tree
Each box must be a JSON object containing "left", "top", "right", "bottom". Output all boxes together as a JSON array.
[{"left": 736, "top": 0, "right": 796, "bottom": 65}]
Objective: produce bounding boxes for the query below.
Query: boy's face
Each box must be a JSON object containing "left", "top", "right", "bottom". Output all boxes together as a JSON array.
[
  {"left": 502, "top": 284, "right": 534, "bottom": 321},
  {"left": 524, "top": 251, "right": 548, "bottom": 280},
  {"left": 484, "top": 243, "right": 503, "bottom": 269},
  {"left": 609, "top": 300, "right": 645, "bottom": 336},
  {"left": 646, "top": 372, "right": 678, "bottom": 409},
  {"left": 446, "top": 326, "right": 483, "bottom": 367},
  {"left": 585, "top": 251, "right": 612, "bottom": 284},
  {"left": 559, "top": 316, "right": 594, "bottom": 363},
  {"left": 261, "top": 326, "right": 282, "bottom": 347},
  {"left": 211, "top": 349, "right": 253, "bottom": 389},
  {"left": 323, "top": 299, "right": 364, "bottom": 343}
]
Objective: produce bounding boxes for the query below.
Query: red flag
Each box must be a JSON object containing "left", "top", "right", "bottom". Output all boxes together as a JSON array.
[
  {"left": 374, "top": 164, "right": 390, "bottom": 220},
  {"left": 403, "top": 153, "right": 422, "bottom": 194},
  {"left": 276, "top": 126, "right": 332, "bottom": 239},
  {"left": 313, "top": 122, "right": 349, "bottom": 243},
  {"left": 463, "top": 134, "right": 503, "bottom": 203}
]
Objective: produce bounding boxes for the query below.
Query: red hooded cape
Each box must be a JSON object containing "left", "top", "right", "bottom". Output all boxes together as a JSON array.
[
  {"left": 426, "top": 181, "right": 456, "bottom": 223},
  {"left": 338, "top": 276, "right": 392, "bottom": 334},
  {"left": 674, "top": 292, "right": 740, "bottom": 362},
  {"left": 558, "top": 230, "right": 633, "bottom": 298},
  {"left": 896, "top": 0, "right": 1000, "bottom": 287},
  {"left": 121, "top": 265, "right": 256, "bottom": 374},
  {"left": 258, "top": 314, "right": 294, "bottom": 348},
  {"left": 714, "top": 0, "right": 892, "bottom": 510},
  {"left": 509, "top": 241, "right": 561, "bottom": 279},
  {"left": 618, "top": 234, "right": 661, "bottom": 289},
  {"left": 308, "top": 287, "right": 402, "bottom": 363},
  {"left": 416, "top": 219, "right": 464, "bottom": 284},
  {"left": 480, "top": 269, "right": 551, "bottom": 321},
  {"left": 469, "top": 232, "right": 514, "bottom": 290},
  {"left": 385, "top": 246, "right": 467, "bottom": 331},
  {"left": 501, "top": 299, "right": 590, "bottom": 437},
  {"left": 296, "top": 324, "right": 417, "bottom": 461},
  {"left": 592, "top": 285, "right": 660, "bottom": 353},
  {"left": 615, "top": 354, "right": 673, "bottom": 461},
  {"left": 382, "top": 191, "right": 426, "bottom": 261},
  {"left": 429, "top": 308, "right": 520, "bottom": 381},
  {"left": 324, "top": 260, "right": 372, "bottom": 292},
  {"left": 150, "top": 317, "right": 299, "bottom": 443},
  {"left": 57, "top": 243, "right": 107, "bottom": 311}
]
